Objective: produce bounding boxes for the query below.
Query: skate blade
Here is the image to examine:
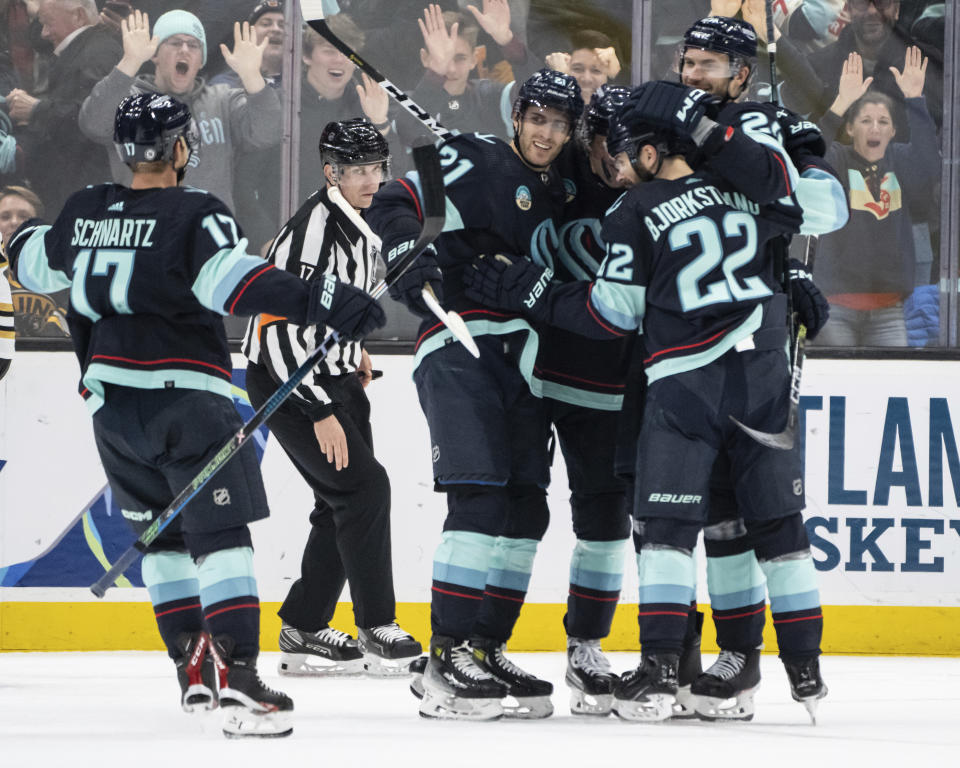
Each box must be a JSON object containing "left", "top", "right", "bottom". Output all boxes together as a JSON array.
[
  {"left": 363, "top": 653, "right": 416, "bottom": 678},
  {"left": 671, "top": 685, "right": 698, "bottom": 720},
  {"left": 796, "top": 684, "right": 827, "bottom": 725},
  {"left": 569, "top": 689, "right": 613, "bottom": 717},
  {"left": 221, "top": 708, "right": 293, "bottom": 739},
  {"left": 418, "top": 686, "right": 503, "bottom": 721},
  {"left": 502, "top": 695, "right": 553, "bottom": 719},
  {"left": 278, "top": 652, "right": 364, "bottom": 677},
  {"left": 182, "top": 684, "right": 217, "bottom": 713},
  {"left": 612, "top": 693, "right": 675, "bottom": 722},
  {"left": 693, "top": 685, "right": 758, "bottom": 722}
]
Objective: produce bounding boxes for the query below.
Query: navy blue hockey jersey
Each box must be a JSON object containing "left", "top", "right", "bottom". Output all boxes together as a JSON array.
[{"left": 11, "top": 184, "right": 312, "bottom": 412}]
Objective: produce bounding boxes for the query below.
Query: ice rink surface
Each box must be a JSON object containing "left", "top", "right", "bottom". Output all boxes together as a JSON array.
[{"left": 1, "top": 651, "right": 957, "bottom": 767}]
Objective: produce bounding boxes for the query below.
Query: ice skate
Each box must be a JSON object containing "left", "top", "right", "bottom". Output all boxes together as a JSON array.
[
  {"left": 565, "top": 637, "right": 618, "bottom": 716},
  {"left": 173, "top": 631, "right": 217, "bottom": 713},
  {"left": 673, "top": 610, "right": 704, "bottom": 719},
  {"left": 408, "top": 655, "right": 427, "bottom": 699},
  {"left": 612, "top": 653, "right": 678, "bottom": 722},
  {"left": 358, "top": 623, "right": 422, "bottom": 677},
  {"left": 210, "top": 637, "right": 293, "bottom": 739},
  {"left": 277, "top": 623, "right": 364, "bottom": 676},
  {"left": 418, "top": 635, "right": 506, "bottom": 721},
  {"left": 783, "top": 655, "right": 827, "bottom": 724},
  {"left": 691, "top": 648, "right": 761, "bottom": 721},
  {"left": 470, "top": 636, "right": 554, "bottom": 719}
]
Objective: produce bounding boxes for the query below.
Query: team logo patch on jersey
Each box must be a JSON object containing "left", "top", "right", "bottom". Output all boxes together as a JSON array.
[
  {"left": 793, "top": 478, "right": 803, "bottom": 496},
  {"left": 563, "top": 178, "right": 577, "bottom": 203},
  {"left": 432, "top": 444, "right": 440, "bottom": 463},
  {"left": 213, "top": 488, "right": 231, "bottom": 506},
  {"left": 515, "top": 185, "right": 532, "bottom": 211}
]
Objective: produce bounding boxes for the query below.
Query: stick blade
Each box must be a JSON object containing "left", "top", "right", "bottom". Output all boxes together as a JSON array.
[
  {"left": 299, "top": 0, "right": 326, "bottom": 22},
  {"left": 729, "top": 414, "right": 796, "bottom": 450}
]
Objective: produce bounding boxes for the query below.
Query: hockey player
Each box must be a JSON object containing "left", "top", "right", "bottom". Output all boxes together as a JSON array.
[
  {"left": 366, "top": 68, "right": 583, "bottom": 721},
  {"left": 543, "top": 85, "right": 634, "bottom": 716},
  {"left": 462, "top": 81, "right": 828, "bottom": 722},
  {"left": 4, "top": 93, "right": 385, "bottom": 738},
  {"left": 242, "top": 117, "right": 422, "bottom": 678}
]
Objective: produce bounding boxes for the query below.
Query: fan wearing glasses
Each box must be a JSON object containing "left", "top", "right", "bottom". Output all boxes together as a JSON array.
[{"left": 777, "top": 0, "right": 942, "bottom": 128}]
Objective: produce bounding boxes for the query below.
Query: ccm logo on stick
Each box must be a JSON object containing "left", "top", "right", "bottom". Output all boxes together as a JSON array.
[{"left": 648, "top": 493, "right": 703, "bottom": 504}]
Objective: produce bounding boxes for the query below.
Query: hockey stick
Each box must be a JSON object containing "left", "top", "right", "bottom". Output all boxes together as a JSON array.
[
  {"left": 90, "top": 144, "right": 445, "bottom": 597},
  {"left": 728, "top": 0, "right": 805, "bottom": 451},
  {"left": 327, "top": 186, "right": 479, "bottom": 358},
  {"left": 299, "top": 0, "right": 453, "bottom": 143}
]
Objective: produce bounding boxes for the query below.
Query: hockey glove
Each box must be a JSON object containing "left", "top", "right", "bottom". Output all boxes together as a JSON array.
[
  {"left": 307, "top": 275, "right": 386, "bottom": 341},
  {"left": 387, "top": 245, "right": 443, "bottom": 318},
  {"left": 463, "top": 254, "right": 553, "bottom": 322},
  {"left": 622, "top": 81, "right": 719, "bottom": 144},
  {"left": 789, "top": 259, "right": 829, "bottom": 341}
]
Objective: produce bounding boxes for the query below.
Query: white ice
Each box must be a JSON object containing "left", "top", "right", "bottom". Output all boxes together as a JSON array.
[{"left": 1, "top": 652, "right": 957, "bottom": 767}]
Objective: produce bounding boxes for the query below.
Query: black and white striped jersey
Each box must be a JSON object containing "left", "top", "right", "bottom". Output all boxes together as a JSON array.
[{"left": 243, "top": 186, "right": 379, "bottom": 419}]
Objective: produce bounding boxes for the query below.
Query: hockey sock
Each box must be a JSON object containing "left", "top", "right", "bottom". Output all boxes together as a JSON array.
[
  {"left": 636, "top": 546, "right": 696, "bottom": 653},
  {"left": 760, "top": 553, "right": 823, "bottom": 658},
  {"left": 197, "top": 546, "right": 260, "bottom": 659},
  {"left": 706, "top": 550, "right": 767, "bottom": 651},
  {"left": 564, "top": 538, "right": 627, "bottom": 640},
  {"left": 471, "top": 536, "right": 539, "bottom": 642},
  {"left": 142, "top": 551, "right": 203, "bottom": 659},
  {"left": 431, "top": 530, "right": 497, "bottom": 638}
]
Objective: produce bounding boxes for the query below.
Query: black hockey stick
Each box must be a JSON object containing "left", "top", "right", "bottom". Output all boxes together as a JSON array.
[
  {"left": 90, "top": 144, "right": 445, "bottom": 597},
  {"left": 299, "top": 0, "right": 453, "bottom": 143},
  {"left": 728, "top": 0, "right": 805, "bottom": 451}
]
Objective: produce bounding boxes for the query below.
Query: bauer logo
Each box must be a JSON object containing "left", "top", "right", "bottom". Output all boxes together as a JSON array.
[
  {"left": 515, "top": 185, "right": 532, "bottom": 211},
  {"left": 647, "top": 493, "right": 703, "bottom": 504},
  {"left": 213, "top": 488, "right": 231, "bottom": 506}
]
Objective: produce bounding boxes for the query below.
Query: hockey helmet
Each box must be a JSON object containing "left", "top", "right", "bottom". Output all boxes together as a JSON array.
[
  {"left": 683, "top": 16, "right": 758, "bottom": 62},
  {"left": 113, "top": 92, "right": 199, "bottom": 167},
  {"left": 319, "top": 118, "right": 391, "bottom": 178},
  {"left": 609, "top": 82, "right": 697, "bottom": 166},
  {"left": 581, "top": 84, "right": 630, "bottom": 145},
  {"left": 514, "top": 68, "right": 584, "bottom": 127}
]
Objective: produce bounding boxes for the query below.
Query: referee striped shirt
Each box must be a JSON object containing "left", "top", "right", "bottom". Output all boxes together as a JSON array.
[{"left": 242, "top": 186, "right": 379, "bottom": 418}]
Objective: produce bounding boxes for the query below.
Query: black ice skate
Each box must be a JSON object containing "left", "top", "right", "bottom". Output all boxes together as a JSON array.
[
  {"left": 673, "top": 611, "right": 704, "bottom": 719},
  {"left": 419, "top": 635, "right": 506, "bottom": 721},
  {"left": 277, "top": 622, "right": 364, "bottom": 676},
  {"left": 210, "top": 637, "right": 293, "bottom": 738},
  {"left": 470, "top": 636, "right": 554, "bottom": 719},
  {"left": 783, "top": 655, "right": 827, "bottom": 724},
  {"left": 612, "top": 652, "right": 679, "bottom": 722},
  {"left": 565, "top": 637, "right": 618, "bottom": 716},
  {"left": 358, "top": 622, "right": 423, "bottom": 677},
  {"left": 691, "top": 648, "right": 761, "bottom": 721},
  {"left": 174, "top": 631, "right": 217, "bottom": 713},
  {"left": 408, "top": 655, "right": 428, "bottom": 699}
]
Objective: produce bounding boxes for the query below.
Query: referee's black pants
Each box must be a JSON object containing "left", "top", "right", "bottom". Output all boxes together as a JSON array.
[{"left": 246, "top": 362, "right": 396, "bottom": 631}]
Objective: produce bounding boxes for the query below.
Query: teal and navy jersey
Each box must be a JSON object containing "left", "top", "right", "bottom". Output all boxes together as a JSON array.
[
  {"left": 532, "top": 143, "right": 632, "bottom": 411},
  {"left": 9, "top": 183, "right": 313, "bottom": 412},
  {"left": 366, "top": 131, "right": 566, "bottom": 369},
  {"left": 539, "top": 171, "right": 802, "bottom": 385}
]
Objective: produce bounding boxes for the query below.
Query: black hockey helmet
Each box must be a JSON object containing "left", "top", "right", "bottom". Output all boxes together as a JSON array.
[
  {"left": 319, "top": 118, "right": 391, "bottom": 178},
  {"left": 683, "top": 16, "right": 758, "bottom": 61},
  {"left": 513, "top": 68, "right": 584, "bottom": 127},
  {"left": 609, "top": 82, "right": 697, "bottom": 168},
  {"left": 113, "top": 92, "right": 198, "bottom": 167},
  {"left": 582, "top": 84, "right": 630, "bottom": 144}
]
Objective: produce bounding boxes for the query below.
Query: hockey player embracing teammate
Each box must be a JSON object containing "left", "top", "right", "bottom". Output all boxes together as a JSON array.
[
  {"left": 462, "top": 79, "right": 831, "bottom": 723},
  {"left": 366, "top": 69, "right": 583, "bottom": 721}
]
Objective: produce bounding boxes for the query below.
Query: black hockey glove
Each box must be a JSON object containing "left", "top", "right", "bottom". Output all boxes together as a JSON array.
[
  {"left": 387, "top": 245, "right": 443, "bottom": 318},
  {"left": 789, "top": 259, "right": 829, "bottom": 341},
  {"left": 622, "top": 81, "right": 719, "bottom": 143},
  {"left": 307, "top": 275, "right": 386, "bottom": 341},
  {"left": 463, "top": 254, "right": 553, "bottom": 322}
]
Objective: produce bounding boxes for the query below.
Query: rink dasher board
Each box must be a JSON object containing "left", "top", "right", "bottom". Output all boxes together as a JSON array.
[{"left": 2, "top": 353, "right": 959, "bottom": 654}]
